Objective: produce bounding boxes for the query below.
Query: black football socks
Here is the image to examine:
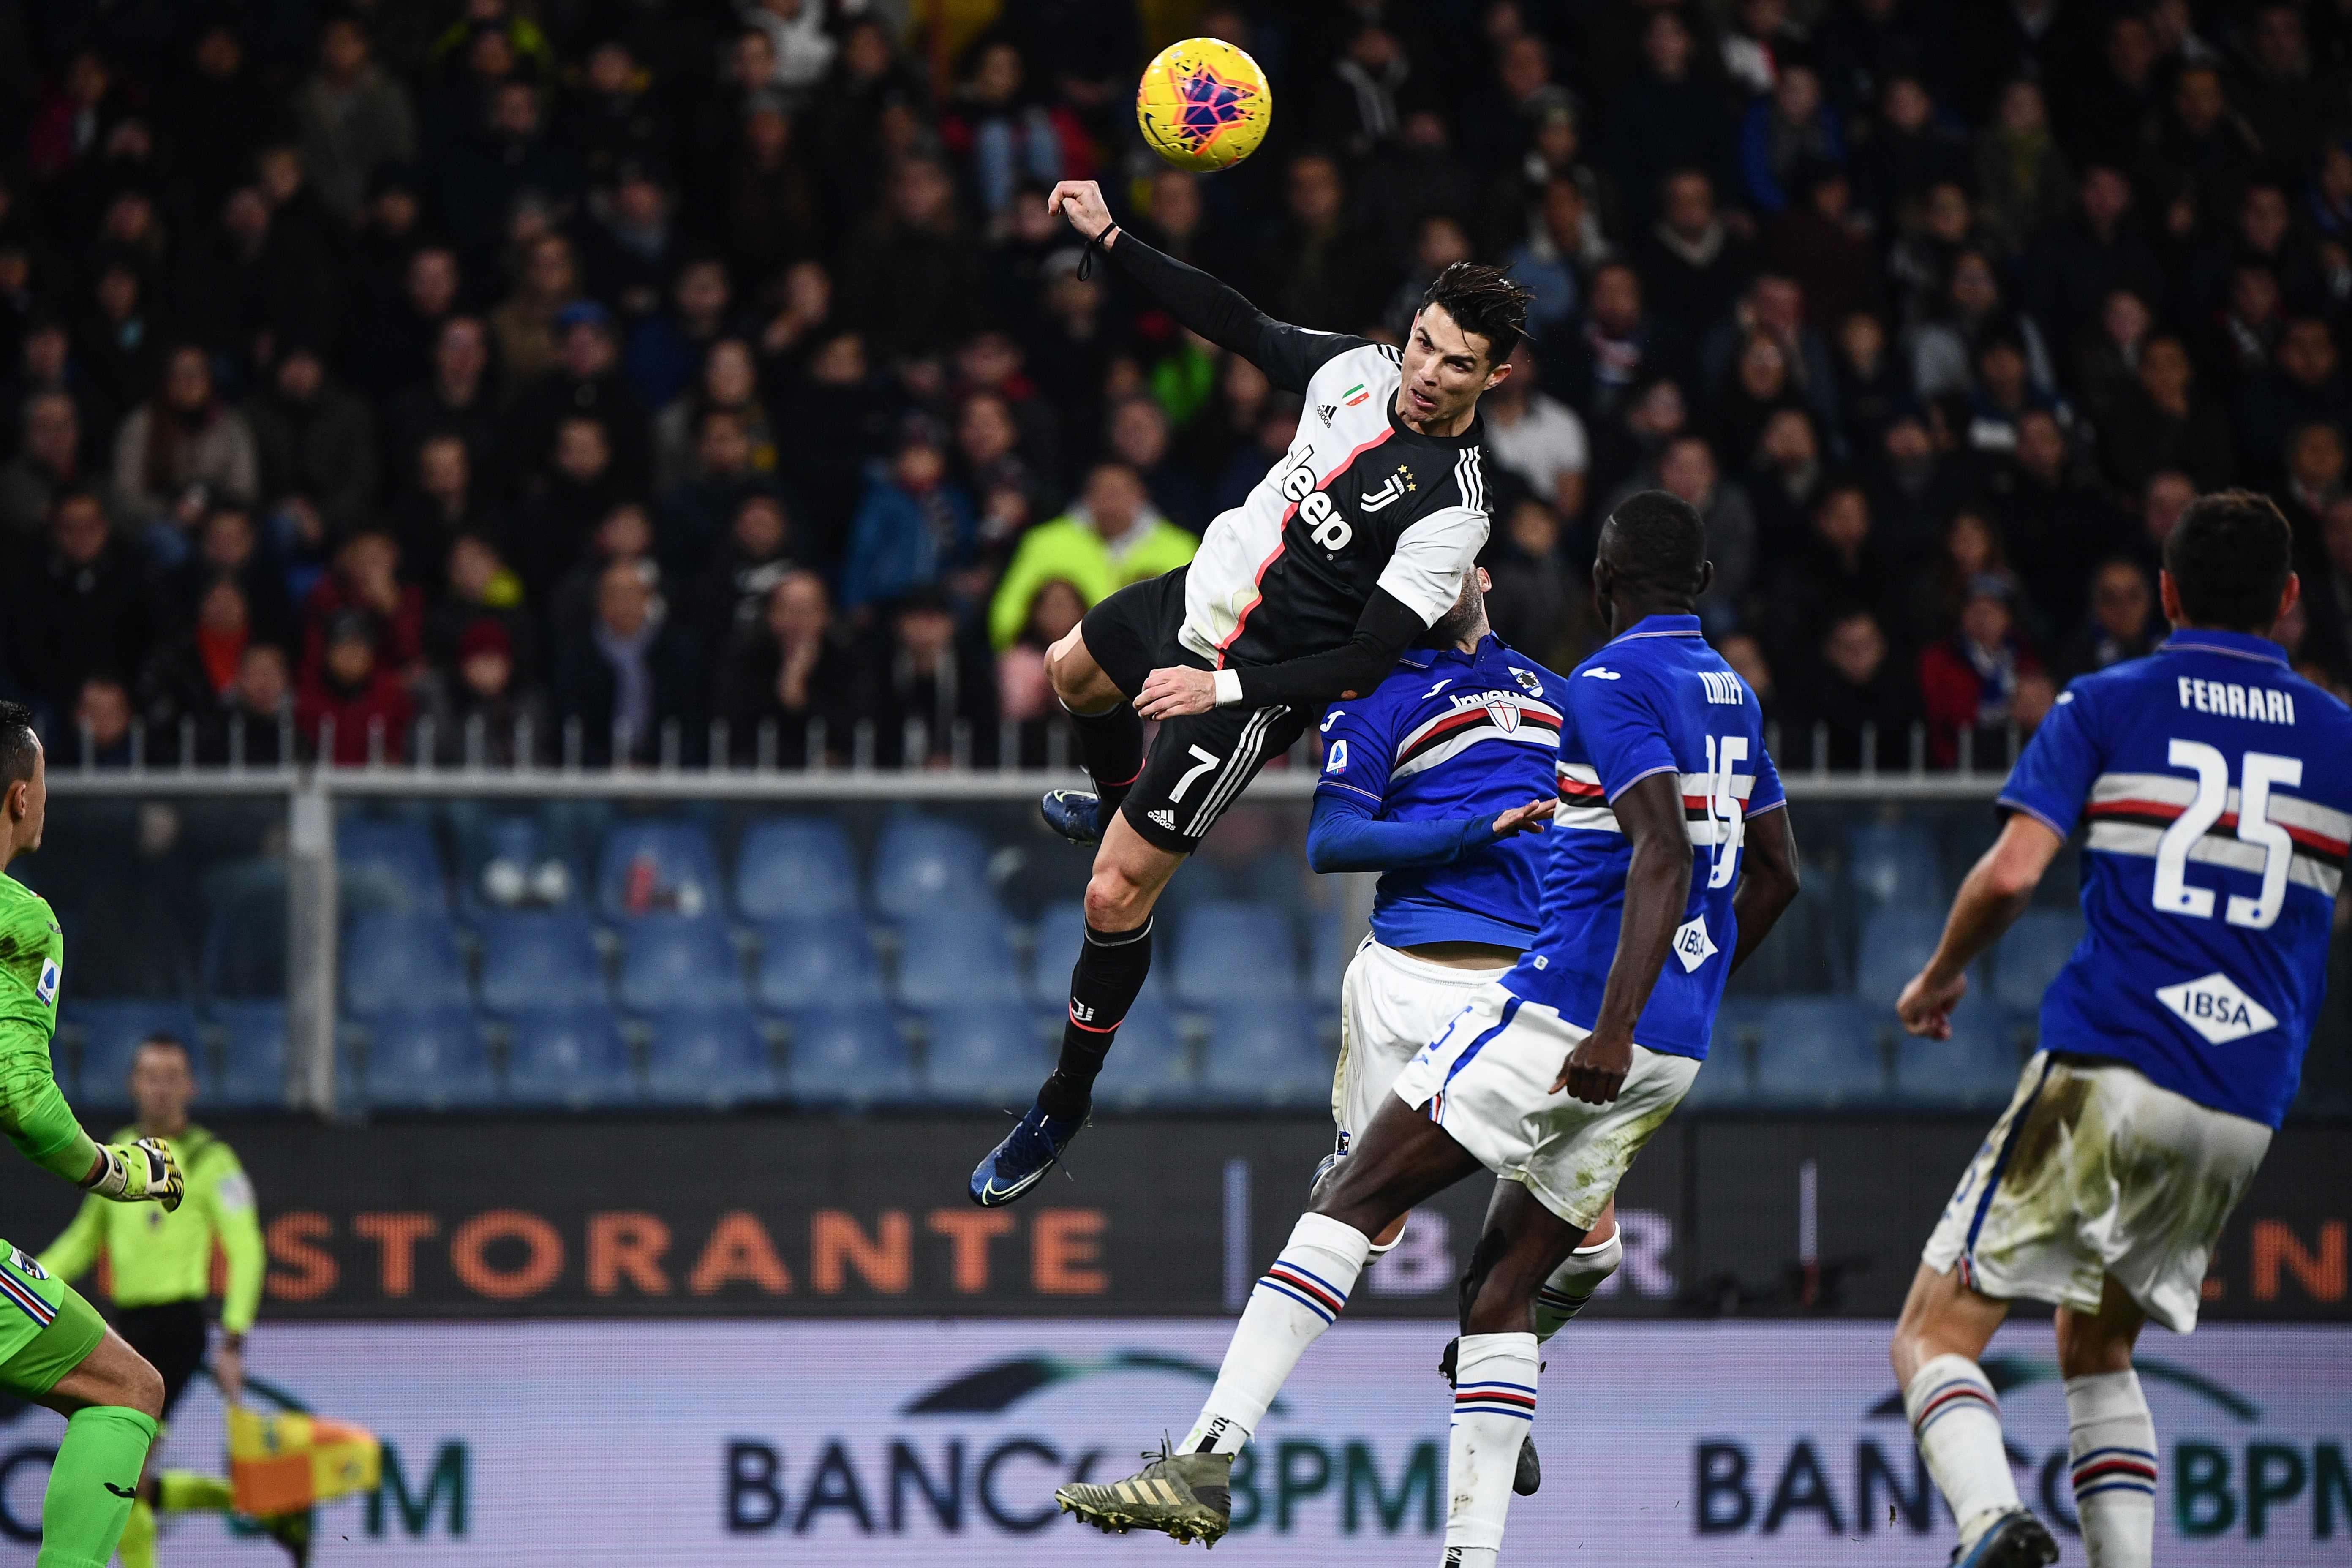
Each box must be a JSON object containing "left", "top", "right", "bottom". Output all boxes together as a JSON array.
[
  {"left": 1066, "top": 702, "right": 1145, "bottom": 814},
  {"left": 1039, "top": 917, "right": 1154, "bottom": 1117}
]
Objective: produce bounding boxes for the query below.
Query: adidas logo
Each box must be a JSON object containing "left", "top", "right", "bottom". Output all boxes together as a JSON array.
[
  {"left": 1316, "top": 403, "right": 1337, "bottom": 426},
  {"left": 1150, "top": 809, "right": 1177, "bottom": 829}
]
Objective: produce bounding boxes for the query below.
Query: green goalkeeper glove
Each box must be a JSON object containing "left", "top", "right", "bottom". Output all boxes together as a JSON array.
[{"left": 84, "top": 1138, "right": 185, "bottom": 1212}]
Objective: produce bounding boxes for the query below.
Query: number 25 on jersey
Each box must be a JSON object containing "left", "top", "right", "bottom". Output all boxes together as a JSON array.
[{"left": 2153, "top": 739, "right": 2300, "bottom": 930}]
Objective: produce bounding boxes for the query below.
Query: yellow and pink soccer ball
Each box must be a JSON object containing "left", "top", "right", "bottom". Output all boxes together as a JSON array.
[{"left": 1135, "top": 37, "right": 1272, "bottom": 172}]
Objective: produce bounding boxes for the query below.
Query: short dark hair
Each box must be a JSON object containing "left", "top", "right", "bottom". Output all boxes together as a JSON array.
[
  {"left": 2165, "top": 490, "right": 2293, "bottom": 631},
  {"left": 133, "top": 1033, "right": 192, "bottom": 1065},
  {"left": 1602, "top": 489, "right": 1707, "bottom": 595},
  {"left": 1420, "top": 261, "right": 1534, "bottom": 365},
  {"left": 0, "top": 701, "right": 35, "bottom": 790}
]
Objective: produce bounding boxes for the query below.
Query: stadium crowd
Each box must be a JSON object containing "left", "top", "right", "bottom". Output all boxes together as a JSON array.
[{"left": 5, "top": 0, "right": 2352, "bottom": 773}]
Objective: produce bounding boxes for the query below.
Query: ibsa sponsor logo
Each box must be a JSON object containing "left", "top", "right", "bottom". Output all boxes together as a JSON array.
[
  {"left": 1692, "top": 1355, "right": 2352, "bottom": 1546},
  {"left": 724, "top": 1350, "right": 1443, "bottom": 1540}
]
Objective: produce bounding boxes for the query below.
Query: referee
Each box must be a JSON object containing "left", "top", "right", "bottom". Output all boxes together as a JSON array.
[{"left": 40, "top": 1032, "right": 301, "bottom": 1565}]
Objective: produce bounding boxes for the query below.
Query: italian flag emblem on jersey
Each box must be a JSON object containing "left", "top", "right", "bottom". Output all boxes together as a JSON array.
[{"left": 1342, "top": 383, "right": 1370, "bottom": 406}]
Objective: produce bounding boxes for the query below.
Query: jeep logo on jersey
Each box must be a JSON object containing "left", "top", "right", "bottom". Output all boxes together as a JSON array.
[{"left": 2155, "top": 972, "right": 2278, "bottom": 1044}]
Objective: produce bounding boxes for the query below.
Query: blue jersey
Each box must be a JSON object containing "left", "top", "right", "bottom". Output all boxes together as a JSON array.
[
  {"left": 1315, "top": 635, "right": 1567, "bottom": 948},
  {"left": 1998, "top": 628, "right": 2352, "bottom": 1127},
  {"left": 1503, "top": 614, "right": 1785, "bottom": 1057}
]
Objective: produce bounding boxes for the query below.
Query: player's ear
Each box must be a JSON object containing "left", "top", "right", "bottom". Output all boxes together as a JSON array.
[
  {"left": 1475, "top": 565, "right": 1492, "bottom": 593},
  {"left": 1483, "top": 353, "right": 1514, "bottom": 391},
  {"left": 2158, "top": 569, "right": 2183, "bottom": 627},
  {"left": 1695, "top": 558, "right": 1715, "bottom": 600},
  {"left": 2278, "top": 571, "right": 2302, "bottom": 627}
]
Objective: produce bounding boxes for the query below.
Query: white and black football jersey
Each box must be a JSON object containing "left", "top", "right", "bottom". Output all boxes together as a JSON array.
[{"left": 1179, "top": 338, "right": 1492, "bottom": 669}]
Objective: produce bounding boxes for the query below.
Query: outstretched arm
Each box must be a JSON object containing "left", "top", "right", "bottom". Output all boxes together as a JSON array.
[
  {"left": 1047, "top": 181, "right": 1361, "bottom": 392},
  {"left": 1897, "top": 813, "right": 2063, "bottom": 1038},
  {"left": 1306, "top": 789, "right": 1554, "bottom": 874}
]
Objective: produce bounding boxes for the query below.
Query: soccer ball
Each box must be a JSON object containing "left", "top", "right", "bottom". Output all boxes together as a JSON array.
[{"left": 1135, "top": 37, "right": 1271, "bottom": 172}]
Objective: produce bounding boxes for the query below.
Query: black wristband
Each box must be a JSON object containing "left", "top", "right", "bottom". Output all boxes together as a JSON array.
[{"left": 1077, "top": 222, "right": 1119, "bottom": 280}]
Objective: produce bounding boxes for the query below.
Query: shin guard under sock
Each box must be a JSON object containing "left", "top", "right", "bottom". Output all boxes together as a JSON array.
[
  {"left": 1040, "top": 918, "right": 1153, "bottom": 1117},
  {"left": 37, "top": 1405, "right": 156, "bottom": 1568},
  {"left": 1066, "top": 703, "right": 1144, "bottom": 814}
]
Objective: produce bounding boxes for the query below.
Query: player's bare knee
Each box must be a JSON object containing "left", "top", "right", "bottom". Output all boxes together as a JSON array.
[
  {"left": 121, "top": 1353, "right": 164, "bottom": 1421},
  {"left": 2054, "top": 1311, "right": 2137, "bottom": 1380},
  {"left": 1083, "top": 863, "right": 1152, "bottom": 930}
]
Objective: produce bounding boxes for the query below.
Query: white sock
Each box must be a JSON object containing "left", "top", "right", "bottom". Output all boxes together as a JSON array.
[
  {"left": 1904, "top": 1353, "right": 2019, "bottom": 1545},
  {"left": 1534, "top": 1230, "right": 1621, "bottom": 1340},
  {"left": 2067, "top": 1369, "right": 2157, "bottom": 1568},
  {"left": 1181, "top": 1213, "right": 1368, "bottom": 1455},
  {"left": 1445, "top": 1332, "right": 1537, "bottom": 1558},
  {"left": 1442, "top": 1549, "right": 1497, "bottom": 1567}
]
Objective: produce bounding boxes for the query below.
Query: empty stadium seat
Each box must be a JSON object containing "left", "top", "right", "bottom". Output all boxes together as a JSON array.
[
  {"left": 63, "top": 1000, "right": 202, "bottom": 1107},
  {"left": 921, "top": 1003, "right": 1050, "bottom": 1104},
  {"left": 753, "top": 919, "right": 884, "bottom": 1011},
  {"left": 210, "top": 1001, "right": 287, "bottom": 1108},
  {"left": 1854, "top": 910, "right": 1949, "bottom": 1009},
  {"left": 1683, "top": 1001, "right": 1759, "bottom": 1109},
  {"left": 1200, "top": 1002, "right": 1331, "bottom": 1108},
  {"left": 361, "top": 1007, "right": 497, "bottom": 1110},
  {"left": 896, "top": 913, "right": 1021, "bottom": 1008},
  {"left": 201, "top": 860, "right": 287, "bottom": 999},
  {"left": 456, "top": 812, "right": 584, "bottom": 915},
  {"left": 504, "top": 1006, "right": 636, "bottom": 1108},
  {"left": 1844, "top": 821, "right": 1944, "bottom": 912},
  {"left": 1753, "top": 997, "right": 1888, "bottom": 1107},
  {"left": 1027, "top": 899, "right": 1166, "bottom": 1006},
  {"left": 1994, "top": 909, "right": 2085, "bottom": 1012},
  {"left": 476, "top": 912, "right": 605, "bottom": 1013},
  {"left": 645, "top": 1006, "right": 776, "bottom": 1108},
  {"left": 617, "top": 917, "right": 745, "bottom": 1010},
  {"left": 1726, "top": 878, "right": 1846, "bottom": 996},
  {"left": 339, "top": 818, "right": 449, "bottom": 917},
  {"left": 1893, "top": 1002, "right": 2025, "bottom": 1109},
  {"left": 1088, "top": 1001, "right": 1195, "bottom": 1109},
  {"left": 342, "top": 912, "right": 471, "bottom": 1017},
  {"left": 735, "top": 817, "right": 860, "bottom": 921},
  {"left": 1175, "top": 902, "right": 1299, "bottom": 1007},
  {"left": 782, "top": 1007, "right": 920, "bottom": 1106},
  {"left": 869, "top": 817, "right": 995, "bottom": 921},
  {"left": 597, "top": 820, "right": 724, "bottom": 920},
  {"left": 1308, "top": 913, "right": 1356, "bottom": 999}
]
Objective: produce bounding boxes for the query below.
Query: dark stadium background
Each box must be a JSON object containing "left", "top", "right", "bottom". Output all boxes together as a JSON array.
[{"left": 0, "top": 1, "right": 2345, "bottom": 1562}]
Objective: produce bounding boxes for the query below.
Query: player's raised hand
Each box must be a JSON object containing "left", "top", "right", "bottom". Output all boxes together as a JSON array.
[
  {"left": 1554, "top": 1025, "right": 1631, "bottom": 1104},
  {"left": 84, "top": 1136, "right": 185, "bottom": 1211},
  {"left": 1490, "top": 797, "right": 1556, "bottom": 839},
  {"left": 1896, "top": 965, "right": 1967, "bottom": 1040},
  {"left": 1046, "top": 180, "right": 1116, "bottom": 242},
  {"left": 1137, "top": 665, "right": 1217, "bottom": 719}
]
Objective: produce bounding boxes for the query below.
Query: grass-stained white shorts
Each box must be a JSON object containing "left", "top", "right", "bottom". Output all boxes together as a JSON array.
[{"left": 1334, "top": 937, "right": 1511, "bottom": 1151}]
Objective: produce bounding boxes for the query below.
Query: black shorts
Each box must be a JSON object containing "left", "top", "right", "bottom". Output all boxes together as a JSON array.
[
  {"left": 1079, "top": 566, "right": 1309, "bottom": 853},
  {"left": 114, "top": 1299, "right": 210, "bottom": 1417}
]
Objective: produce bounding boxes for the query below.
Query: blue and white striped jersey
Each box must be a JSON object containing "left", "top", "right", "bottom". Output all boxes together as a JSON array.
[
  {"left": 1999, "top": 627, "right": 2352, "bottom": 1127},
  {"left": 1314, "top": 635, "right": 1567, "bottom": 949}
]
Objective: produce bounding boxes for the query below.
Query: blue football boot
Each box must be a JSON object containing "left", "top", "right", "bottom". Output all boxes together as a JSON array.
[
  {"left": 1040, "top": 789, "right": 1105, "bottom": 844},
  {"left": 969, "top": 1097, "right": 1086, "bottom": 1206},
  {"left": 1952, "top": 1510, "right": 2059, "bottom": 1567}
]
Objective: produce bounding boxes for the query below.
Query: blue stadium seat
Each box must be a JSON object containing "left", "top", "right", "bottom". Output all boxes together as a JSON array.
[
  {"left": 752, "top": 919, "right": 884, "bottom": 1011},
  {"left": 1994, "top": 909, "right": 2085, "bottom": 1012},
  {"left": 735, "top": 818, "right": 860, "bottom": 922},
  {"left": 201, "top": 860, "right": 287, "bottom": 999},
  {"left": 1729, "top": 876, "right": 1848, "bottom": 997},
  {"left": 1844, "top": 821, "right": 1944, "bottom": 912},
  {"left": 896, "top": 913, "right": 1021, "bottom": 1008},
  {"left": 596, "top": 819, "right": 724, "bottom": 920},
  {"left": 339, "top": 818, "right": 449, "bottom": 917},
  {"left": 1027, "top": 899, "right": 1166, "bottom": 1006},
  {"left": 1175, "top": 902, "right": 1299, "bottom": 1007},
  {"left": 63, "top": 1001, "right": 201, "bottom": 1107},
  {"left": 921, "top": 1004, "right": 1050, "bottom": 1104},
  {"left": 504, "top": 1006, "right": 636, "bottom": 1108},
  {"left": 1683, "top": 1000, "right": 1759, "bottom": 1109},
  {"left": 209, "top": 1001, "right": 287, "bottom": 1108},
  {"left": 783, "top": 1007, "right": 920, "bottom": 1106},
  {"left": 1309, "top": 912, "right": 1356, "bottom": 999},
  {"left": 342, "top": 912, "right": 471, "bottom": 1017},
  {"left": 1200, "top": 1002, "right": 1331, "bottom": 1108},
  {"left": 361, "top": 1007, "right": 498, "bottom": 1110},
  {"left": 617, "top": 917, "right": 745, "bottom": 1010},
  {"left": 1753, "top": 998, "right": 1888, "bottom": 1107},
  {"left": 645, "top": 1006, "right": 776, "bottom": 1108},
  {"left": 476, "top": 912, "right": 605, "bottom": 1013},
  {"left": 869, "top": 817, "right": 995, "bottom": 921},
  {"left": 456, "top": 812, "right": 585, "bottom": 915},
  {"left": 1893, "top": 1002, "right": 2025, "bottom": 1109},
  {"left": 1854, "top": 910, "right": 1950, "bottom": 1009},
  {"left": 1090, "top": 1001, "right": 1195, "bottom": 1109}
]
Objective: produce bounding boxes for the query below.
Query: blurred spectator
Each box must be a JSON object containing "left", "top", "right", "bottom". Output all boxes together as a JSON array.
[
  {"left": 440, "top": 78, "right": 577, "bottom": 255},
  {"left": 4, "top": 490, "right": 157, "bottom": 716},
  {"left": 998, "top": 575, "right": 1086, "bottom": 729},
  {"left": 0, "top": 389, "right": 81, "bottom": 544},
  {"left": 137, "top": 574, "right": 252, "bottom": 750},
  {"left": 514, "top": 416, "right": 625, "bottom": 600},
  {"left": 727, "top": 99, "right": 818, "bottom": 285},
  {"left": 1974, "top": 80, "right": 2074, "bottom": 261},
  {"left": 1907, "top": 249, "right": 2055, "bottom": 406},
  {"left": 692, "top": 493, "right": 804, "bottom": 648},
  {"left": 1780, "top": 607, "right": 1920, "bottom": 772},
  {"left": 988, "top": 463, "right": 1194, "bottom": 650},
  {"left": 717, "top": 569, "right": 862, "bottom": 767},
  {"left": 490, "top": 233, "right": 582, "bottom": 389},
  {"left": 838, "top": 158, "right": 982, "bottom": 364},
  {"left": 555, "top": 558, "right": 698, "bottom": 767},
  {"left": 552, "top": 503, "right": 659, "bottom": 645},
  {"left": 654, "top": 338, "right": 775, "bottom": 494},
  {"left": 1638, "top": 170, "right": 1752, "bottom": 342},
  {"left": 1481, "top": 497, "right": 1594, "bottom": 671},
  {"left": 1919, "top": 574, "right": 2051, "bottom": 769},
  {"left": 1482, "top": 345, "right": 1589, "bottom": 523},
  {"left": 740, "top": 0, "right": 839, "bottom": 101},
  {"left": 1907, "top": 508, "right": 2022, "bottom": 650},
  {"left": 425, "top": 532, "right": 534, "bottom": 687},
  {"left": 1104, "top": 395, "right": 1204, "bottom": 532},
  {"left": 301, "top": 529, "right": 424, "bottom": 689},
  {"left": 2302, "top": 496, "right": 2352, "bottom": 681},
  {"left": 2099, "top": 335, "right": 2235, "bottom": 494},
  {"left": 1318, "top": 23, "right": 1410, "bottom": 161},
  {"left": 1851, "top": 73, "right": 1970, "bottom": 219},
  {"left": 2235, "top": 318, "right": 2351, "bottom": 485},
  {"left": 1607, "top": 11, "right": 1735, "bottom": 228},
  {"left": 2073, "top": 288, "right": 2155, "bottom": 432},
  {"left": 386, "top": 316, "right": 500, "bottom": 490},
  {"left": 842, "top": 422, "right": 975, "bottom": 615},
  {"left": 630, "top": 258, "right": 742, "bottom": 414},
  {"left": 2052, "top": 557, "right": 2160, "bottom": 685},
  {"left": 1987, "top": 410, "right": 2112, "bottom": 636},
  {"left": 1768, "top": 168, "right": 1878, "bottom": 335},
  {"left": 251, "top": 344, "right": 377, "bottom": 544},
  {"left": 873, "top": 588, "right": 998, "bottom": 768},
  {"left": 1644, "top": 435, "right": 1756, "bottom": 633},
  {"left": 1251, "top": 152, "right": 1382, "bottom": 333},
  {"left": 425, "top": 619, "right": 549, "bottom": 768},
  {"left": 70, "top": 675, "right": 135, "bottom": 769},
  {"left": 945, "top": 40, "right": 1070, "bottom": 223},
  {"left": 2131, "top": 469, "right": 2198, "bottom": 575},
  {"left": 217, "top": 643, "right": 294, "bottom": 766},
  {"left": 2025, "top": 166, "right": 2161, "bottom": 344},
  {"left": 109, "top": 344, "right": 259, "bottom": 566},
  {"left": 180, "top": 506, "right": 291, "bottom": 648},
  {"left": 299, "top": 609, "right": 415, "bottom": 765},
  {"left": 1760, "top": 479, "right": 1896, "bottom": 675},
  {"left": 294, "top": 17, "right": 419, "bottom": 227},
  {"left": 1740, "top": 65, "right": 1843, "bottom": 216},
  {"left": 1556, "top": 261, "right": 1672, "bottom": 427},
  {"left": 509, "top": 300, "right": 650, "bottom": 489},
  {"left": 394, "top": 433, "right": 499, "bottom": 574}
]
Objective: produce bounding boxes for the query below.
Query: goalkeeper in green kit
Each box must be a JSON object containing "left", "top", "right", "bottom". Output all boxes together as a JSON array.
[{"left": 0, "top": 700, "right": 184, "bottom": 1568}]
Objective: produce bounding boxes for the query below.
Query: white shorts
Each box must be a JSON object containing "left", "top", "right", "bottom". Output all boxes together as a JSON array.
[
  {"left": 1389, "top": 983, "right": 1698, "bottom": 1229},
  {"left": 1333, "top": 938, "right": 1512, "bottom": 1151},
  {"left": 1922, "top": 1051, "right": 2272, "bottom": 1334}
]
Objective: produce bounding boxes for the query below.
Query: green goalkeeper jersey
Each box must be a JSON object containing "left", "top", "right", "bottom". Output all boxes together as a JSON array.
[
  {"left": 0, "top": 870, "right": 98, "bottom": 1186},
  {"left": 42, "top": 1124, "right": 265, "bottom": 1333}
]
